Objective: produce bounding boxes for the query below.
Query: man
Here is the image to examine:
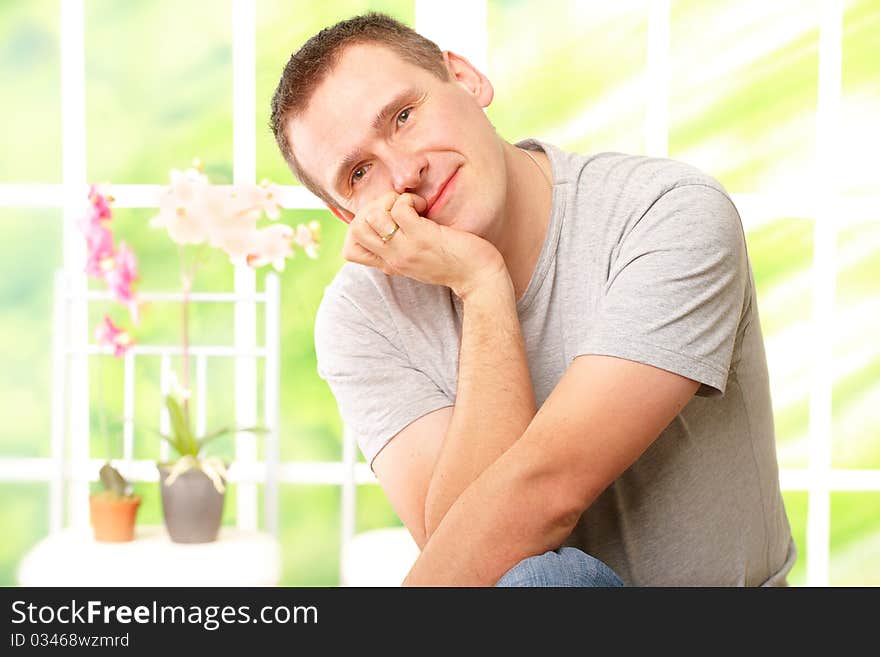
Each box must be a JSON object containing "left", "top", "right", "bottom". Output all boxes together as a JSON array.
[{"left": 270, "top": 12, "right": 796, "bottom": 586}]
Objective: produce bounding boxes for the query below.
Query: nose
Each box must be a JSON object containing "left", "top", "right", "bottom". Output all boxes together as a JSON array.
[{"left": 388, "top": 149, "right": 427, "bottom": 195}]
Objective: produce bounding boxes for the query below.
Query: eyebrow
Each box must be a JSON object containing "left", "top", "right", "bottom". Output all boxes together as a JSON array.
[{"left": 330, "top": 86, "right": 424, "bottom": 197}]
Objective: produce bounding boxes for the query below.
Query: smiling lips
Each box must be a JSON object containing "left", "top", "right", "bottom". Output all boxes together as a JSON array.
[{"left": 426, "top": 168, "right": 460, "bottom": 219}]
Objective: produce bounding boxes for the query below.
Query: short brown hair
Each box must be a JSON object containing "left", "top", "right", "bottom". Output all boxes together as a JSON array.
[{"left": 269, "top": 12, "right": 450, "bottom": 210}]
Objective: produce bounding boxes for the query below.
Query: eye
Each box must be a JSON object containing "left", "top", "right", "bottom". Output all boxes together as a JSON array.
[
  {"left": 350, "top": 164, "right": 370, "bottom": 187},
  {"left": 397, "top": 107, "right": 412, "bottom": 126}
]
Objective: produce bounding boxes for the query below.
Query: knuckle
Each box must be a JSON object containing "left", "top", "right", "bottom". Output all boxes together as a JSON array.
[
  {"left": 376, "top": 191, "right": 397, "bottom": 210},
  {"left": 394, "top": 252, "right": 413, "bottom": 269}
]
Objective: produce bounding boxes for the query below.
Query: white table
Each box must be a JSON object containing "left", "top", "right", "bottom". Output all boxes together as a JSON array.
[
  {"left": 17, "top": 525, "right": 282, "bottom": 587},
  {"left": 342, "top": 527, "right": 419, "bottom": 587}
]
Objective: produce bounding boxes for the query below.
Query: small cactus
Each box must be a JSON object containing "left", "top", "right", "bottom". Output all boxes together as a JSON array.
[{"left": 99, "top": 462, "right": 131, "bottom": 498}]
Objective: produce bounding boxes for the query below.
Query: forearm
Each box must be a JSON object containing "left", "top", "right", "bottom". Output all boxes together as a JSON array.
[
  {"left": 405, "top": 435, "right": 578, "bottom": 586},
  {"left": 423, "top": 269, "right": 537, "bottom": 538}
]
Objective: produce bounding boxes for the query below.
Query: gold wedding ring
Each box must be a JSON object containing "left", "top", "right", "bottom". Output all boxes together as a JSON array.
[{"left": 380, "top": 222, "right": 399, "bottom": 242}]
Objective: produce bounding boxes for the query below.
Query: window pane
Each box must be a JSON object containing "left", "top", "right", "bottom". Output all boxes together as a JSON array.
[
  {"left": 747, "top": 218, "right": 815, "bottom": 469},
  {"left": 256, "top": 0, "right": 416, "bottom": 186},
  {"left": 0, "top": 209, "right": 62, "bottom": 459},
  {"left": 833, "top": 221, "right": 880, "bottom": 469},
  {"left": 841, "top": 0, "right": 880, "bottom": 196},
  {"left": 486, "top": 1, "right": 648, "bottom": 154},
  {"left": 0, "top": 483, "right": 49, "bottom": 585},
  {"left": 356, "top": 483, "right": 401, "bottom": 534},
  {"left": 0, "top": 0, "right": 61, "bottom": 182},
  {"left": 256, "top": 209, "right": 343, "bottom": 462},
  {"left": 830, "top": 492, "right": 880, "bottom": 585},
  {"left": 279, "top": 484, "right": 340, "bottom": 585},
  {"left": 781, "top": 491, "right": 807, "bottom": 586},
  {"left": 85, "top": 0, "right": 234, "bottom": 183},
  {"left": 669, "top": 0, "right": 819, "bottom": 193}
]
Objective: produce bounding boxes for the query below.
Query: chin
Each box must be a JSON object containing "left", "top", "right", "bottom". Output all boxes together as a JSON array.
[{"left": 456, "top": 217, "right": 491, "bottom": 238}]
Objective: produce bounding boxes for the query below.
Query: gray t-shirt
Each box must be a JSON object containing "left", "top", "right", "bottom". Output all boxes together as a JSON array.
[{"left": 314, "top": 138, "right": 797, "bottom": 586}]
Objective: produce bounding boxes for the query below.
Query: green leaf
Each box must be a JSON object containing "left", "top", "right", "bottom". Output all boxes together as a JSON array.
[
  {"left": 155, "top": 430, "right": 185, "bottom": 456},
  {"left": 150, "top": 427, "right": 177, "bottom": 445},
  {"left": 196, "top": 425, "right": 233, "bottom": 455},
  {"left": 194, "top": 425, "right": 271, "bottom": 458},
  {"left": 237, "top": 425, "right": 271, "bottom": 434},
  {"left": 165, "top": 395, "right": 197, "bottom": 456}
]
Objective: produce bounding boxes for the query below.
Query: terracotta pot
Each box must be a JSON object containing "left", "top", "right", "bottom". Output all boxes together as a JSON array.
[
  {"left": 89, "top": 492, "right": 141, "bottom": 542},
  {"left": 157, "top": 463, "right": 226, "bottom": 543}
]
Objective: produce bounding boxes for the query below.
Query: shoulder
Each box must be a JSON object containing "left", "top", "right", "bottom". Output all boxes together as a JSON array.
[
  {"left": 555, "top": 149, "right": 740, "bottom": 239},
  {"left": 314, "top": 262, "right": 451, "bottom": 355},
  {"left": 314, "top": 263, "right": 396, "bottom": 350},
  {"left": 579, "top": 151, "right": 729, "bottom": 204},
  {"left": 526, "top": 139, "right": 729, "bottom": 205}
]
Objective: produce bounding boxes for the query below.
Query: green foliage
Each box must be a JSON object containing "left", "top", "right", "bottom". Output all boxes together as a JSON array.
[{"left": 157, "top": 393, "right": 269, "bottom": 464}]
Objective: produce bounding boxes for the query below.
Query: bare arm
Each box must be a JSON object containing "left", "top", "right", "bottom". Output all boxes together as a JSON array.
[
  {"left": 404, "top": 355, "right": 700, "bottom": 586},
  {"left": 423, "top": 268, "right": 537, "bottom": 538}
]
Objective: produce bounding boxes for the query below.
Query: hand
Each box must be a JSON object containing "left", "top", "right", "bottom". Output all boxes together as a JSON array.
[{"left": 341, "top": 191, "right": 507, "bottom": 298}]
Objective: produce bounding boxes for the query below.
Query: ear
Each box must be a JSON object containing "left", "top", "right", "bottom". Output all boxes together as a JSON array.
[
  {"left": 442, "top": 50, "right": 494, "bottom": 109},
  {"left": 325, "top": 202, "right": 354, "bottom": 225}
]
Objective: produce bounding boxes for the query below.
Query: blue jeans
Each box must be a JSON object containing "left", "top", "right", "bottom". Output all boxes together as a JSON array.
[{"left": 495, "top": 547, "right": 624, "bottom": 587}]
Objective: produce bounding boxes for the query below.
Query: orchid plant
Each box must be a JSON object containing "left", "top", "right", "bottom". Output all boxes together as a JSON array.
[
  {"left": 78, "top": 184, "right": 139, "bottom": 499},
  {"left": 80, "top": 164, "right": 321, "bottom": 494},
  {"left": 147, "top": 160, "right": 320, "bottom": 492}
]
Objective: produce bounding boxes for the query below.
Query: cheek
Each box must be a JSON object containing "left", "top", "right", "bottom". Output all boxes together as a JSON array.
[{"left": 358, "top": 174, "right": 388, "bottom": 205}]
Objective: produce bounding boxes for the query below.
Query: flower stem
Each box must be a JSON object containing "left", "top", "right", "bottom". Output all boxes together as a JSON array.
[
  {"left": 94, "top": 348, "right": 111, "bottom": 461},
  {"left": 178, "top": 244, "right": 192, "bottom": 429},
  {"left": 181, "top": 242, "right": 211, "bottom": 434}
]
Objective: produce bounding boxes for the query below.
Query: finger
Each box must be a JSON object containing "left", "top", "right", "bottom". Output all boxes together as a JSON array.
[
  {"left": 353, "top": 211, "right": 395, "bottom": 253},
  {"left": 361, "top": 192, "right": 402, "bottom": 244},
  {"left": 393, "top": 193, "right": 428, "bottom": 217},
  {"left": 343, "top": 224, "right": 398, "bottom": 273},
  {"left": 389, "top": 193, "right": 428, "bottom": 233},
  {"left": 343, "top": 238, "right": 393, "bottom": 274},
  {"left": 376, "top": 190, "right": 399, "bottom": 212},
  {"left": 364, "top": 213, "right": 400, "bottom": 245}
]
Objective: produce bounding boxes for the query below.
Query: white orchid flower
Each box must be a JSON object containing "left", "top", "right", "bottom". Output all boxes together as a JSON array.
[
  {"left": 149, "top": 167, "right": 214, "bottom": 245},
  {"left": 243, "top": 224, "right": 294, "bottom": 271}
]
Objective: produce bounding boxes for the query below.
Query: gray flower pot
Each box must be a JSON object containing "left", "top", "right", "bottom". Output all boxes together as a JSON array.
[{"left": 157, "top": 464, "right": 226, "bottom": 543}]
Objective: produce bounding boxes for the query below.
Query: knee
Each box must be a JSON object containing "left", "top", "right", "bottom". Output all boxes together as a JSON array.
[{"left": 495, "top": 547, "right": 624, "bottom": 587}]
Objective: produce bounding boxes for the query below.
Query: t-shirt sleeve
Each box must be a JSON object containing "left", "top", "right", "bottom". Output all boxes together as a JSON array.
[
  {"left": 314, "top": 286, "right": 454, "bottom": 469},
  {"left": 575, "top": 183, "right": 749, "bottom": 397}
]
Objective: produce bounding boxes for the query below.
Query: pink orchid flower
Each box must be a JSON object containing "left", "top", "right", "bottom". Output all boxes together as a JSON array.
[
  {"left": 105, "top": 243, "right": 140, "bottom": 325},
  {"left": 81, "top": 222, "right": 117, "bottom": 278},
  {"left": 95, "top": 315, "right": 135, "bottom": 357},
  {"left": 88, "top": 184, "right": 113, "bottom": 222}
]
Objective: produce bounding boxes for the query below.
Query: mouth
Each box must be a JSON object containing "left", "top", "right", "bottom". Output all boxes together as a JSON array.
[{"left": 426, "top": 167, "right": 460, "bottom": 220}]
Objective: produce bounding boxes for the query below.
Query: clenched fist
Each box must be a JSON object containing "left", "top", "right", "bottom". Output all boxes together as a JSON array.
[{"left": 341, "top": 191, "right": 507, "bottom": 299}]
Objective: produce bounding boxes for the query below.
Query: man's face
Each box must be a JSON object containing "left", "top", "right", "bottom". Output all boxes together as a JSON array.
[{"left": 287, "top": 42, "right": 506, "bottom": 238}]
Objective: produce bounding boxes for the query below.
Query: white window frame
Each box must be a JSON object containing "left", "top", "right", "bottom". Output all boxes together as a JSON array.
[{"left": 0, "top": 0, "right": 877, "bottom": 586}]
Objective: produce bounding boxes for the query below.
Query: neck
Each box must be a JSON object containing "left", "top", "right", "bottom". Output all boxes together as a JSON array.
[{"left": 488, "top": 141, "right": 553, "bottom": 301}]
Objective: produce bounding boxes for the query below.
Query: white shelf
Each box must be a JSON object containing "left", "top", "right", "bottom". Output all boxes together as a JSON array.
[{"left": 17, "top": 525, "right": 282, "bottom": 587}]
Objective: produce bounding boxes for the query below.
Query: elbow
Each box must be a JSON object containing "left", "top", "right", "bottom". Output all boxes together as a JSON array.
[
  {"left": 512, "top": 458, "right": 589, "bottom": 547},
  {"left": 423, "top": 473, "right": 461, "bottom": 540},
  {"left": 423, "top": 490, "right": 443, "bottom": 541},
  {"left": 542, "top": 485, "right": 586, "bottom": 547}
]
